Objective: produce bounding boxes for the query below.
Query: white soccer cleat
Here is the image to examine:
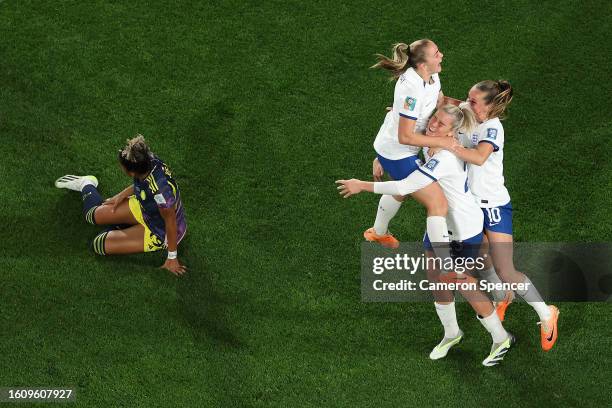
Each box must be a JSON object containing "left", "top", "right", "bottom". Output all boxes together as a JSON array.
[
  {"left": 429, "top": 330, "right": 464, "bottom": 360},
  {"left": 482, "top": 333, "right": 515, "bottom": 367},
  {"left": 54, "top": 175, "right": 98, "bottom": 191}
]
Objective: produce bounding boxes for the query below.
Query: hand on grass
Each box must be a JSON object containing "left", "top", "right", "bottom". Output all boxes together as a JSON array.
[{"left": 161, "top": 258, "right": 186, "bottom": 276}]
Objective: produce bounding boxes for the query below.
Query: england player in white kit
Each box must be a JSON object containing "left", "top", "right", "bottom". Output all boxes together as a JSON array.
[
  {"left": 453, "top": 80, "right": 560, "bottom": 351},
  {"left": 337, "top": 105, "right": 515, "bottom": 366},
  {"left": 364, "top": 40, "right": 459, "bottom": 250}
]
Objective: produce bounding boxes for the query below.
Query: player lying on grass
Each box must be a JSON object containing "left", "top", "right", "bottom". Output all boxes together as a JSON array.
[
  {"left": 336, "top": 104, "right": 515, "bottom": 366},
  {"left": 364, "top": 39, "right": 459, "bottom": 250},
  {"left": 55, "top": 135, "right": 187, "bottom": 276},
  {"left": 450, "top": 80, "right": 559, "bottom": 351}
]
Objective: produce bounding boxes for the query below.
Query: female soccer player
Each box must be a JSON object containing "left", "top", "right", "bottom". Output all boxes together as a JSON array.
[
  {"left": 365, "top": 39, "right": 459, "bottom": 249},
  {"left": 452, "top": 80, "right": 559, "bottom": 351},
  {"left": 337, "top": 104, "right": 515, "bottom": 366},
  {"left": 55, "top": 135, "right": 187, "bottom": 276}
]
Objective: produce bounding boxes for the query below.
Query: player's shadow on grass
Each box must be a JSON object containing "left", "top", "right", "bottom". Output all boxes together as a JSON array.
[
  {"left": 175, "top": 241, "right": 242, "bottom": 348},
  {"left": 39, "top": 194, "right": 99, "bottom": 258},
  {"left": 91, "top": 238, "right": 243, "bottom": 348}
]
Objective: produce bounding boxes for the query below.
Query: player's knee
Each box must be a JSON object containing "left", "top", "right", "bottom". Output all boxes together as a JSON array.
[
  {"left": 90, "top": 231, "right": 109, "bottom": 256},
  {"left": 494, "top": 267, "right": 517, "bottom": 283},
  {"left": 426, "top": 199, "right": 448, "bottom": 216},
  {"left": 84, "top": 206, "right": 99, "bottom": 225}
]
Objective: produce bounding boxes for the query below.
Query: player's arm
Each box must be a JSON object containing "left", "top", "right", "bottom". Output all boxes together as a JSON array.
[
  {"left": 398, "top": 116, "right": 458, "bottom": 149},
  {"left": 336, "top": 168, "right": 435, "bottom": 198},
  {"left": 159, "top": 206, "right": 186, "bottom": 276},
  {"left": 103, "top": 185, "right": 134, "bottom": 211},
  {"left": 452, "top": 142, "right": 494, "bottom": 166}
]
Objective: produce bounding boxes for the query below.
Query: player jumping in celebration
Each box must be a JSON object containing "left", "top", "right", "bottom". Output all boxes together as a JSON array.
[
  {"left": 55, "top": 135, "right": 187, "bottom": 276},
  {"left": 365, "top": 39, "right": 459, "bottom": 249},
  {"left": 337, "top": 104, "right": 515, "bottom": 366},
  {"left": 452, "top": 80, "right": 559, "bottom": 351}
]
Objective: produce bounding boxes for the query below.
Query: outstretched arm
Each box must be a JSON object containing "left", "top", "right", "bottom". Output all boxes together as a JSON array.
[
  {"left": 336, "top": 170, "right": 435, "bottom": 198},
  {"left": 159, "top": 206, "right": 186, "bottom": 276}
]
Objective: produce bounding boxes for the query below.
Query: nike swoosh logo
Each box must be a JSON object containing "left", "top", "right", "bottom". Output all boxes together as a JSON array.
[
  {"left": 546, "top": 326, "right": 555, "bottom": 342},
  {"left": 489, "top": 222, "right": 500, "bottom": 226}
]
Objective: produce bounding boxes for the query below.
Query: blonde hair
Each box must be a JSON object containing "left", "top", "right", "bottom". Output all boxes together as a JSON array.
[
  {"left": 440, "top": 103, "right": 477, "bottom": 135},
  {"left": 475, "top": 80, "right": 513, "bottom": 120},
  {"left": 371, "top": 39, "right": 433, "bottom": 80},
  {"left": 118, "top": 134, "right": 153, "bottom": 174}
]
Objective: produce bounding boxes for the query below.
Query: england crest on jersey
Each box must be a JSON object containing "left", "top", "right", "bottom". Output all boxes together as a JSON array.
[
  {"left": 471, "top": 133, "right": 479, "bottom": 145},
  {"left": 424, "top": 158, "right": 439, "bottom": 171}
]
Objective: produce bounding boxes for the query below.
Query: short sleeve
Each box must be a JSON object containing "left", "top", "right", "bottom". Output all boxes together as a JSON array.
[
  {"left": 477, "top": 122, "right": 504, "bottom": 152},
  {"left": 395, "top": 81, "right": 422, "bottom": 121},
  {"left": 417, "top": 152, "right": 454, "bottom": 182}
]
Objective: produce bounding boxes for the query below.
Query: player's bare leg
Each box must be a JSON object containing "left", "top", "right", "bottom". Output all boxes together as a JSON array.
[
  {"left": 486, "top": 230, "right": 559, "bottom": 351},
  {"left": 93, "top": 200, "right": 138, "bottom": 226},
  {"left": 478, "top": 234, "right": 514, "bottom": 320},
  {"left": 91, "top": 224, "right": 146, "bottom": 255}
]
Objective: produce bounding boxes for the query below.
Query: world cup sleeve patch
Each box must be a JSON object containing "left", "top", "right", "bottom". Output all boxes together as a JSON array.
[
  {"left": 486, "top": 128, "right": 498, "bottom": 140},
  {"left": 404, "top": 96, "right": 417, "bottom": 111},
  {"left": 154, "top": 193, "right": 167, "bottom": 205},
  {"left": 424, "top": 158, "right": 439, "bottom": 171}
]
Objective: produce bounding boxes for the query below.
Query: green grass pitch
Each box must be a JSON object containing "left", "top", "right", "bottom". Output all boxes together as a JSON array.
[{"left": 0, "top": 0, "right": 610, "bottom": 406}]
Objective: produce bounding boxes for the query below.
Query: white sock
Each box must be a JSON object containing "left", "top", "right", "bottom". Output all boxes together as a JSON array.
[
  {"left": 478, "top": 311, "right": 508, "bottom": 344},
  {"left": 479, "top": 267, "right": 506, "bottom": 302},
  {"left": 434, "top": 302, "right": 460, "bottom": 338},
  {"left": 516, "top": 276, "right": 551, "bottom": 321},
  {"left": 426, "top": 216, "right": 449, "bottom": 242},
  {"left": 426, "top": 216, "right": 452, "bottom": 268},
  {"left": 80, "top": 178, "right": 96, "bottom": 192},
  {"left": 373, "top": 195, "right": 402, "bottom": 235}
]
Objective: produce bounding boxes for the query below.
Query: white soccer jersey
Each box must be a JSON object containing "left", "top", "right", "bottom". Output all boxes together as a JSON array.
[
  {"left": 462, "top": 118, "right": 511, "bottom": 207},
  {"left": 373, "top": 68, "right": 441, "bottom": 160},
  {"left": 395, "top": 149, "right": 484, "bottom": 240}
]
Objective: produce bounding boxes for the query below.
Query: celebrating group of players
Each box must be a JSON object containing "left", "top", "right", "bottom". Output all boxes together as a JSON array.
[
  {"left": 336, "top": 39, "right": 559, "bottom": 366},
  {"left": 52, "top": 37, "right": 559, "bottom": 366}
]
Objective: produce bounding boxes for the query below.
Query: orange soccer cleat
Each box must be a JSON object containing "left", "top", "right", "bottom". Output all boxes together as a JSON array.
[
  {"left": 495, "top": 291, "right": 514, "bottom": 322},
  {"left": 363, "top": 228, "right": 399, "bottom": 249},
  {"left": 539, "top": 305, "right": 560, "bottom": 351}
]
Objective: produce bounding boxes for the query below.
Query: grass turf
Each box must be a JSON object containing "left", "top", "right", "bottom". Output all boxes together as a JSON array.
[{"left": 0, "top": 0, "right": 610, "bottom": 406}]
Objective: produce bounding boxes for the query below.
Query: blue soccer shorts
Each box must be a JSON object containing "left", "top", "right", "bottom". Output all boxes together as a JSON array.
[
  {"left": 481, "top": 202, "right": 513, "bottom": 234},
  {"left": 377, "top": 154, "right": 420, "bottom": 181}
]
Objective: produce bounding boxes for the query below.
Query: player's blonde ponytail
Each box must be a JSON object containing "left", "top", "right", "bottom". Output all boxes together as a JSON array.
[
  {"left": 371, "top": 39, "right": 432, "bottom": 80},
  {"left": 118, "top": 134, "right": 153, "bottom": 174},
  {"left": 475, "top": 80, "right": 514, "bottom": 120}
]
